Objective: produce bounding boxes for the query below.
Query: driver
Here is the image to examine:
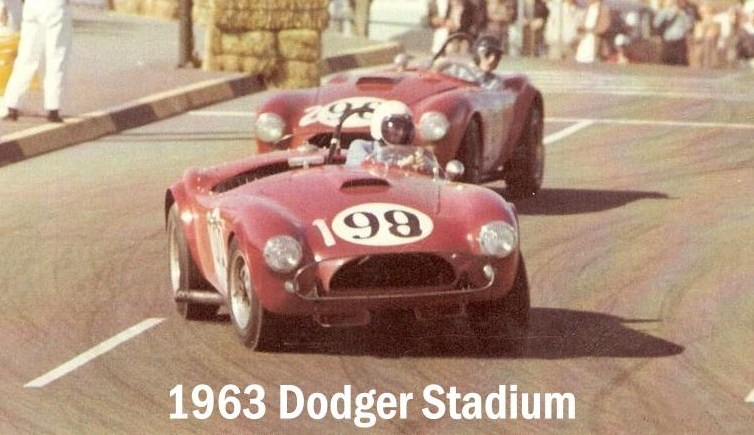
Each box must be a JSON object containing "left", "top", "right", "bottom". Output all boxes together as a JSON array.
[
  {"left": 345, "top": 100, "right": 415, "bottom": 166},
  {"left": 473, "top": 35, "right": 504, "bottom": 90}
]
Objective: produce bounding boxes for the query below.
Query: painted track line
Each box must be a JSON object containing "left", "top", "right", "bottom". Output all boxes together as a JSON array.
[
  {"left": 544, "top": 120, "right": 595, "bottom": 145},
  {"left": 547, "top": 117, "right": 754, "bottom": 130},
  {"left": 747, "top": 389, "right": 754, "bottom": 403},
  {"left": 24, "top": 318, "right": 165, "bottom": 388}
]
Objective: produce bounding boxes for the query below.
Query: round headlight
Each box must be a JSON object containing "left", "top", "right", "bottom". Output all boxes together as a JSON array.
[
  {"left": 263, "top": 235, "right": 302, "bottom": 273},
  {"left": 478, "top": 221, "right": 517, "bottom": 258},
  {"left": 419, "top": 111, "right": 450, "bottom": 142},
  {"left": 255, "top": 113, "right": 285, "bottom": 143}
]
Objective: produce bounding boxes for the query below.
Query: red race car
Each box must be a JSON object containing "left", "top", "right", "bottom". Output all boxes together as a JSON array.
[
  {"left": 165, "top": 113, "right": 530, "bottom": 351},
  {"left": 254, "top": 34, "right": 545, "bottom": 198}
]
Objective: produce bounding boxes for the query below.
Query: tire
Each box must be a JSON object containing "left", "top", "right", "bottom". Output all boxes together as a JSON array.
[
  {"left": 226, "top": 239, "right": 282, "bottom": 351},
  {"left": 468, "top": 255, "right": 530, "bottom": 349},
  {"left": 505, "top": 105, "right": 544, "bottom": 199},
  {"left": 458, "top": 118, "right": 483, "bottom": 184},
  {"left": 167, "top": 204, "right": 219, "bottom": 320}
]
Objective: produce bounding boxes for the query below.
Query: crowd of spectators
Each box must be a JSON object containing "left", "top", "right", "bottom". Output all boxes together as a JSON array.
[{"left": 329, "top": 0, "right": 754, "bottom": 68}]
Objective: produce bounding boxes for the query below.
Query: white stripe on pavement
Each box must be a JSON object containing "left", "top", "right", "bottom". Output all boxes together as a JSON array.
[
  {"left": 547, "top": 117, "right": 754, "bottom": 130},
  {"left": 746, "top": 389, "right": 754, "bottom": 403},
  {"left": 543, "top": 120, "right": 595, "bottom": 145},
  {"left": 24, "top": 318, "right": 165, "bottom": 388}
]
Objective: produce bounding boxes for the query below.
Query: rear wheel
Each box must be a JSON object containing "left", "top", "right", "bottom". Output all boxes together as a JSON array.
[
  {"left": 458, "top": 118, "right": 483, "bottom": 184},
  {"left": 227, "top": 239, "right": 282, "bottom": 351},
  {"left": 167, "top": 204, "right": 219, "bottom": 320},
  {"left": 505, "top": 105, "right": 544, "bottom": 199},
  {"left": 468, "top": 255, "right": 530, "bottom": 350}
]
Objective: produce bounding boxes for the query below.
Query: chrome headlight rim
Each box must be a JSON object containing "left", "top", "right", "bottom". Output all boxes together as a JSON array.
[
  {"left": 478, "top": 221, "right": 518, "bottom": 258},
  {"left": 263, "top": 235, "right": 303, "bottom": 273},
  {"left": 255, "top": 112, "right": 286, "bottom": 143},
  {"left": 419, "top": 111, "right": 450, "bottom": 142}
]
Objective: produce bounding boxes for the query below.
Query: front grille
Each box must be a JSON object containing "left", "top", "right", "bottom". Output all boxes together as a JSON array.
[{"left": 329, "top": 253, "right": 456, "bottom": 292}]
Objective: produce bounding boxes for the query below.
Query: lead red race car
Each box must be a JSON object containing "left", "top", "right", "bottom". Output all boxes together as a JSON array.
[
  {"left": 165, "top": 109, "right": 531, "bottom": 351},
  {"left": 253, "top": 33, "right": 545, "bottom": 199}
]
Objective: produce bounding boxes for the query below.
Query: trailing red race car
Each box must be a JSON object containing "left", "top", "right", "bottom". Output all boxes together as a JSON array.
[
  {"left": 165, "top": 111, "right": 531, "bottom": 351},
  {"left": 254, "top": 34, "right": 545, "bottom": 198}
]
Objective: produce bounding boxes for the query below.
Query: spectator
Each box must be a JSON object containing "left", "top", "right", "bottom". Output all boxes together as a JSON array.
[
  {"left": 2, "top": 0, "right": 72, "bottom": 123},
  {"left": 349, "top": 0, "right": 372, "bottom": 37},
  {"left": 606, "top": 34, "right": 632, "bottom": 63},
  {"left": 544, "top": 0, "right": 585, "bottom": 59},
  {"left": 736, "top": 9, "right": 754, "bottom": 65},
  {"left": 467, "top": 0, "right": 488, "bottom": 39},
  {"left": 575, "top": 0, "right": 611, "bottom": 63},
  {"left": 521, "top": 0, "right": 550, "bottom": 57},
  {"left": 485, "top": 0, "right": 517, "bottom": 54},
  {"left": 428, "top": 0, "right": 473, "bottom": 54},
  {"left": 653, "top": 0, "right": 696, "bottom": 66},
  {"left": 690, "top": 2, "right": 721, "bottom": 68},
  {"left": 328, "top": 0, "right": 350, "bottom": 34},
  {"left": 0, "top": 0, "right": 22, "bottom": 33}
]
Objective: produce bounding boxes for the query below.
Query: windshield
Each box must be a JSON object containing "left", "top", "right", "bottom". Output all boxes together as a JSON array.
[{"left": 362, "top": 145, "right": 441, "bottom": 175}]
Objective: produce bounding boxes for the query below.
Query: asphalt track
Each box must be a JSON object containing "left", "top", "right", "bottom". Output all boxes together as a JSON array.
[{"left": 1, "top": 62, "right": 753, "bottom": 433}]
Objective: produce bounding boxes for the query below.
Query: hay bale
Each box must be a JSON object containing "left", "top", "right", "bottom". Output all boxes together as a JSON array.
[
  {"left": 220, "top": 31, "right": 277, "bottom": 58},
  {"left": 278, "top": 29, "right": 320, "bottom": 62},
  {"left": 143, "top": 0, "right": 178, "bottom": 19},
  {"left": 212, "top": 0, "right": 330, "bottom": 31},
  {"left": 111, "top": 0, "right": 143, "bottom": 14},
  {"left": 269, "top": 60, "right": 320, "bottom": 89}
]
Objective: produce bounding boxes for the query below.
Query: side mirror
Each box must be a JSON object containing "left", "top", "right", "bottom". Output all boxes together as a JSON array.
[{"left": 445, "top": 160, "right": 465, "bottom": 181}]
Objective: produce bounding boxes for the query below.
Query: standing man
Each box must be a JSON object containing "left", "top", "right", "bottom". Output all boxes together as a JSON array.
[
  {"left": 2, "top": 0, "right": 72, "bottom": 122},
  {"left": 349, "top": 0, "right": 373, "bottom": 37}
]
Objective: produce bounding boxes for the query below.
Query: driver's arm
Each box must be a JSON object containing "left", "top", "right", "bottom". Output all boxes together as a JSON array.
[{"left": 345, "top": 139, "right": 376, "bottom": 166}]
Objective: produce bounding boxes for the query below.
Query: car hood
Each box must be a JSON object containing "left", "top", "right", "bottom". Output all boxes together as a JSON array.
[{"left": 230, "top": 165, "right": 484, "bottom": 260}]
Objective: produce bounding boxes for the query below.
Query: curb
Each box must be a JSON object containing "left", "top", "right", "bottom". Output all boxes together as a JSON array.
[{"left": 0, "top": 41, "right": 404, "bottom": 168}]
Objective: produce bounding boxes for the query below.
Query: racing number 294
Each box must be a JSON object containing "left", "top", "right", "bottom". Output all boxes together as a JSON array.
[{"left": 169, "top": 384, "right": 266, "bottom": 420}]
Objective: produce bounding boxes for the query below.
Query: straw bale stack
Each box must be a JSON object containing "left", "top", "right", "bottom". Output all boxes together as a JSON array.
[
  {"left": 204, "top": 0, "right": 330, "bottom": 89},
  {"left": 111, "top": 0, "right": 143, "bottom": 15},
  {"left": 143, "top": 0, "right": 178, "bottom": 19}
]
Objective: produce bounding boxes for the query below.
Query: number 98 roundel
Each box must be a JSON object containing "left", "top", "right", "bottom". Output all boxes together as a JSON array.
[{"left": 329, "top": 203, "right": 434, "bottom": 247}]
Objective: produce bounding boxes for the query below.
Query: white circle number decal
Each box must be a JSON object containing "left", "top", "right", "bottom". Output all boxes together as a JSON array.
[
  {"left": 299, "top": 97, "right": 385, "bottom": 128},
  {"left": 331, "top": 203, "right": 434, "bottom": 246}
]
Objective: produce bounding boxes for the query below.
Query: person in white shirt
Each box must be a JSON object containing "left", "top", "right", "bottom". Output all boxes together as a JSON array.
[{"left": 2, "top": 0, "right": 72, "bottom": 123}]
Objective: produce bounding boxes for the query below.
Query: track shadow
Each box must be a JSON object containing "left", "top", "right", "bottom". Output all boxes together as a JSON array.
[
  {"left": 495, "top": 187, "right": 671, "bottom": 215},
  {"left": 270, "top": 308, "right": 684, "bottom": 359}
]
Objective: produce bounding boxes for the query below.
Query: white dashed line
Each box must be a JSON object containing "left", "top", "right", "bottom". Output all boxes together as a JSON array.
[
  {"left": 543, "top": 120, "right": 595, "bottom": 145},
  {"left": 24, "top": 318, "right": 165, "bottom": 388}
]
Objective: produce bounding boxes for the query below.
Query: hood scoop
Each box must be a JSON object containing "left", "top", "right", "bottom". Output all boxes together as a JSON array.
[
  {"left": 356, "top": 76, "right": 401, "bottom": 90},
  {"left": 340, "top": 178, "right": 390, "bottom": 190}
]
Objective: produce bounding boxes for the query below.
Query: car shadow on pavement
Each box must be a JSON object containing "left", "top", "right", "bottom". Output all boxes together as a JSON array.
[
  {"left": 272, "top": 307, "right": 684, "bottom": 359},
  {"left": 493, "top": 187, "right": 670, "bottom": 215}
]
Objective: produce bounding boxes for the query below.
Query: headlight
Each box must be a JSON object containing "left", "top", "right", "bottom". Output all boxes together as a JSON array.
[
  {"left": 419, "top": 111, "right": 450, "bottom": 142},
  {"left": 263, "top": 235, "right": 302, "bottom": 273},
  {"left": 255, "top": 113, "right": 285, "bottom": 143},
  {"left": 478, "top": 221, "right": 517, "bottom": 258}
]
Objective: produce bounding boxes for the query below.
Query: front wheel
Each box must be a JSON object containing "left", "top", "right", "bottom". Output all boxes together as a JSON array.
[
  {"left": 505, "top": 105, "right": 544, "bottom": 199},
  {"left": 467, "top": 255, "right": 530, "bottom": 350},
  {"left": 167, "top": 204, "right": 219, "bottom": 320},
  {"left": 227, "top": 239, "right": 282, "bottom": 351},
  {"left": 458, "top": 118, "right": 483, "bottom": 184}
]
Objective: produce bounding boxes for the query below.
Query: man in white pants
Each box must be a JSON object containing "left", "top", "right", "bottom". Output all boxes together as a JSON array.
[{"left": 2, "top": 0, "right": 72, "bottom": 123}]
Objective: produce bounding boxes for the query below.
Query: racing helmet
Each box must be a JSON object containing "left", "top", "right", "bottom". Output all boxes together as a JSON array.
[
  {"left": 380, "top": 113, "right": 415, "bottom": 146},
  {"left": 473, "top": 35, "right": 503, "bottom": 66},
  {"left": 370, "top": 100, "right": 414, "bottom": 146}
]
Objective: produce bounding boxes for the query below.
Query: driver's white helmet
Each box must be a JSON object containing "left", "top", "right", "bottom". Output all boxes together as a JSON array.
[{"left": 370, "top": 100, "right": 413, "bottom": 142}]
